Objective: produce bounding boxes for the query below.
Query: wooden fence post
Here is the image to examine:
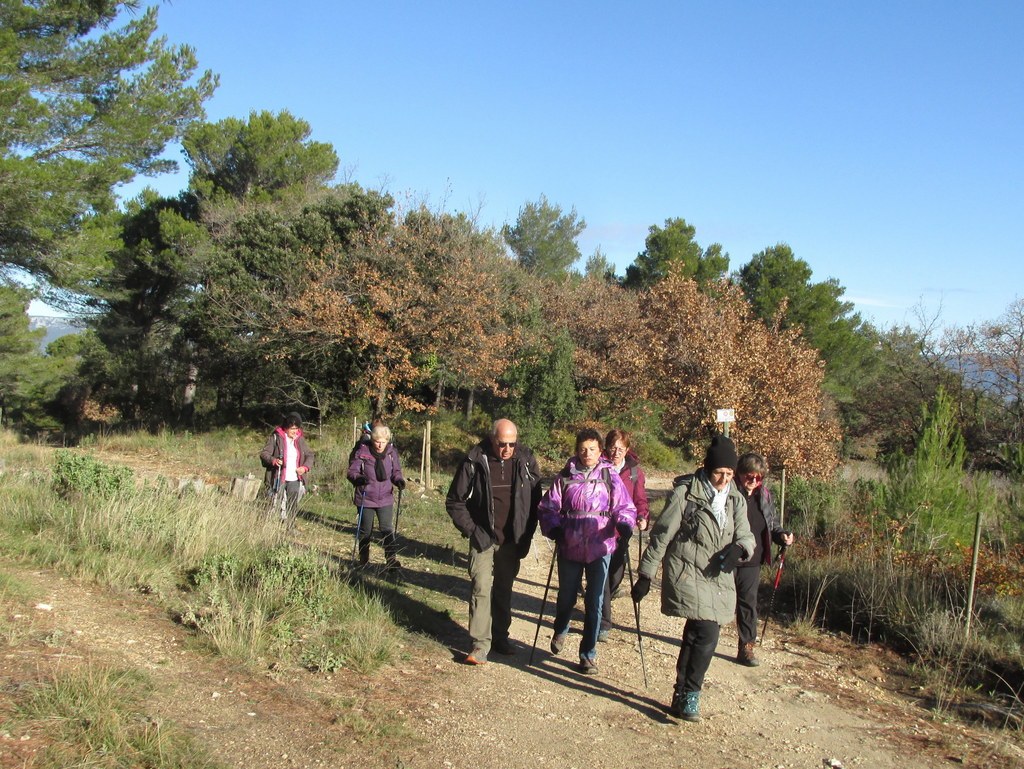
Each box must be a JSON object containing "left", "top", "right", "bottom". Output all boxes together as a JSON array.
[
  {"left": 779, "top": 467, "right": 786, "bottom": 528},
  {"left": 425, "top": 420, "right": 432, "bottom": 490}
]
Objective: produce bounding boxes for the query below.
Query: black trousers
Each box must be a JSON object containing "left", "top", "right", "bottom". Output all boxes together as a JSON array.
[
  {"left": 600, "top": 533, "right": 632, "bottom": 631},
  {"left": 675, "top": 619, "right": 720, "bottom": 692},
  {"left": 734, "top": 565, "right": 761, "bottom": 645},
  {"left": 357, "top": 504, "right": 398, "bottom": 560}
]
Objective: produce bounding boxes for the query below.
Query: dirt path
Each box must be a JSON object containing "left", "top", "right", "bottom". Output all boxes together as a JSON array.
[
  {"left": 3, "top": 523, "right": 1021, "bottom": 769},
  {"left": 394, "top": 537, "right": 1022, "bottom": 769}
]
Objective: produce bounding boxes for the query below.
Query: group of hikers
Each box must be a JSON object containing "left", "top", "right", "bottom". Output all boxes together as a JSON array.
[{"left": 259, "top": 412, "right": 794, "bottom": 723}]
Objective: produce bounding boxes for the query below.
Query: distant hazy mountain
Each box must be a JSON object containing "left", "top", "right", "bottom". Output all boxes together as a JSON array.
[{"left": 28, "top": 316, "right": 83, "bottom": 350}]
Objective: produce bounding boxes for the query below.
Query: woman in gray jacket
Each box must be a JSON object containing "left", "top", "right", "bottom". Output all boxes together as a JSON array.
[{"left": 631, "top": 435, "right": 754, "bottom": 722}]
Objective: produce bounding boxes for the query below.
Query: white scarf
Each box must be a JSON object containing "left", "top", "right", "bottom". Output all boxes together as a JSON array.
[{"left": 698, "top": 469, "right": 729, "bottom": 529}]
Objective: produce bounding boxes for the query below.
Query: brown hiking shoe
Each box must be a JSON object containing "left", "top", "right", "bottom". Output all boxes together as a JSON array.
[{"left": 738, "top": 641, "right": 760, "bottom": 667}]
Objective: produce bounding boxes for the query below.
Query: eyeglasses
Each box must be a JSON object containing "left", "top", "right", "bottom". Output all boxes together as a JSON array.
[
  {"left": 741, "top": 473, "right": 763, "bottom": 483},
  {"left": 608, "top": 446, "right": 628, "bottom": 454},
  {"left": 497, "top": 441, "right": 517, "bottom": 449}
]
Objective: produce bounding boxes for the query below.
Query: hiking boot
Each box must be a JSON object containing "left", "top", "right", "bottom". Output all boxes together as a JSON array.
[
  {"left": 550, "top": 632, "right": 568, "bottom": 655},
  {"left": 579, "top": 657, "right": 598, "bottom": 675},
  {"left": 669, "top": 686, "right": 685, "bottom": 718},
  {"left": 597, "top": 628, "right": 611, "bottom": 643},
  {"left": 681, "top": 691, "right": 701, "bottom": 721},
  {"left": 492, "top": 638, "right": 515, "bottom": 656},
  {"left": 358, "top": 543, "right": 370, "bottom": 567},
  {"left": 383, "top": 557, "right": 402, "bottom": 572},
  {"left": 464, "top": 648, "right": 488, "bottom": 666},
  {"left": 738, "top": 641, "right": 760, "bottom": 667}
]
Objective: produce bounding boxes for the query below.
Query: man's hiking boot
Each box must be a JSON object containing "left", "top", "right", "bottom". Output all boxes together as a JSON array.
[
  {"left": 492, "top": 638, "right": 515, "bottom": 656},
  {"left": 464, "top": 648, "right": 487, "bottom": 666},
  {"left": 597, "top": 628, "right": 611, "bottom": 643},
  {"left": 579, "top": 657, "right": 598, "bottom": 675},
  {"left": 738, "top": 641, "right": 760, "bottom": 667},
  {"left": 550, "top": 632, "right": 568, "bottom": 655},
  {"left": 383, "top": 557, "right": 402, "bottom": 572}
]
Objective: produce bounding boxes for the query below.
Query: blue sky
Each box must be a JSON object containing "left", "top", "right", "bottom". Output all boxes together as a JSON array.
[{"left": 70, "top": 0, "right": 1022, "bottom": 329}]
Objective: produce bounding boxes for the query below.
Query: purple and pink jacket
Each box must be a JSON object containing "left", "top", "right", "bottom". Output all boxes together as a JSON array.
[
  {"left": 347, "top": 442, "right": 405, "bottom": 508},
  {"left": 539, "top": 457, "right": 637, "bottom": 563}
]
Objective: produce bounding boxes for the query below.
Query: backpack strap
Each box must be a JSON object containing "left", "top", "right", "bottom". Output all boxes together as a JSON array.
[{"left": 602, "top": 467, "right": 614, "bottom": 513}]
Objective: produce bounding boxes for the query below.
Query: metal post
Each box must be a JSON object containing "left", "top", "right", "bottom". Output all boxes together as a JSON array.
[{"left": 965, "top": 508, "right": 983, "bottom": 637}]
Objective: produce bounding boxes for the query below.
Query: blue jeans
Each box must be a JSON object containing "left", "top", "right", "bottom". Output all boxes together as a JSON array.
[{"left": 553, "top": 552, "right": 611, "bottom": 662}]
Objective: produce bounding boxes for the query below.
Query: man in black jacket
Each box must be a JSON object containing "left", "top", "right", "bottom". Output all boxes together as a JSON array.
[{"left": 446, "top": 419, "right": 542, "bottom": 665}]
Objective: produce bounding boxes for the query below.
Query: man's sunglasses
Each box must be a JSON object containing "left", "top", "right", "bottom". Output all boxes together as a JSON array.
[{"left": 497, "top": 441, "right": 517, "bottom": 449}]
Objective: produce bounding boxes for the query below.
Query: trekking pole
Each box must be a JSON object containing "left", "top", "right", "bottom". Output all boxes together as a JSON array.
[
  {"left": 528, "top": 543, "right": 558, "bottom": 667},
  {"left": 760, "top": 545, "right": 788, "bottom": 644},
  {"left": 393, "top": 487, "right": 404, "bottom": 535},
  {"left": 352, "top": 487, "right": 367, "bottom": 561},
  {"left": 268, "top": 463, "right": 282, "bottom": 518},
  {"left": 624, "top": 554, "right": 649, "bottom": 689}
]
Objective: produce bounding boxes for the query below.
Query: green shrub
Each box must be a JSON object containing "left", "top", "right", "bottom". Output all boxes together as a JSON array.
[
  {"left": 12, "top": 664, "right": 217, "bottom": 768},
  {"left": 781, "top": 474, "right": 849, "bottom": 539},
  {"left": 184, "top": 545, "right": 397, "bottom": 670},
  {"left": 881, "top": 389, "right": 981, "bottom": 549},
  {"left": 631, "top": 433, "right": 683, "bottom": 471},
  {"left": 189, "top": 545, "right": 333, "bottom": 624},
  {"left": 52, "top": 450, "right": 134, "bottom": 499}
]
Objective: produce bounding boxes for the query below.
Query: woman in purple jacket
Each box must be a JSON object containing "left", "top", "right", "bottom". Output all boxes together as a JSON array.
[
  {"left": 540, "top": 428, "right": 636, "bottom": 675},
  {"left": 347, "top": 423, "right": 406, "bottom": 570}
]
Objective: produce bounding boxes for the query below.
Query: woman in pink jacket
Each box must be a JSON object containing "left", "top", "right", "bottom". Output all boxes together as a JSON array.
[{"left": 539, "top": 428, "right": 636, "bottom": 675}]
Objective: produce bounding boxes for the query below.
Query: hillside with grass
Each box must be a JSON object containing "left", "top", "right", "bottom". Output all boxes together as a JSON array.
[{"left": 1, "top": 424, "right": 1023, "bottom": 768}]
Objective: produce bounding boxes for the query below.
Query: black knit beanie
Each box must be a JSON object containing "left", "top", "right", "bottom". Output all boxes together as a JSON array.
[
  {"left": 704, "top": 435, "right": 738, "bottom": 471},
  {"left": 283, "top": 412, "right": 303, "bottom": 429}
]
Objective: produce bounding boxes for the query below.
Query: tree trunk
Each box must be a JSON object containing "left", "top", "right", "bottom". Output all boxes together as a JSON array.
[
  {"left": 181, "top": 363, "right": 198, "bottom": 429},
  {"left": 434, "top": 379, "right": 445, "bottom": 409},
  {"left": 465, "top": 388, "right": 475, "bottom": 419}
]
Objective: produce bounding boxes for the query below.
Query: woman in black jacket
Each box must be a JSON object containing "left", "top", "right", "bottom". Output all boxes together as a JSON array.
[{"left": 734, "top": 452, "right": 793, "bottom": 666}]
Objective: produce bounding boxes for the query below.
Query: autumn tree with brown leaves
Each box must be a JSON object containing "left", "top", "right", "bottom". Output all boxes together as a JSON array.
[
  {"left": 535, "top": 275, "right": 649, "bottom": 408},
  {"left": 285, "top": 207, "right": 521, "bottom": 416},
  {"left": 639, "top": 270, "right": 840, "bottom": 477}
]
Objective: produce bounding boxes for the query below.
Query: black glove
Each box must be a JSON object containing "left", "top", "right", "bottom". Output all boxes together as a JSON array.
[
  {"left": 546, "top": 526, "right": 562, "bottom": 542},
  {"left": 631, "top": 576, "right": 651, "bottom": 603},
  {"left": 718, "top": 542, "right": 745, "bottom": 572},
  {"left": 352, "top": 477, "right": 369, "bottom": 487},
  {"left": 394, "top": 479, "right": 406, "bottom": 490},
  {"left": 616, "top": 522, "right": 633, "bottom": 542}
]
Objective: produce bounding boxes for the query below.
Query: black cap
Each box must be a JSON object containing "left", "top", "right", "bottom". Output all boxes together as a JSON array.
[{"left": 704, "top": 435, "right": 738, "bottom": 471}]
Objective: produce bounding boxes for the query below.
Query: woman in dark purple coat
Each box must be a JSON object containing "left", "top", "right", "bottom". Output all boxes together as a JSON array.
[{"left": 347, "top": 423, "right": 406, "bottom": 569}]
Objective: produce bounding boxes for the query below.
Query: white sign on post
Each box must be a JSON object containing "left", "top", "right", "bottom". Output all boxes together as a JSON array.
[{"left": 716, "top": 408, "right": 735, "bottom": 423}]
